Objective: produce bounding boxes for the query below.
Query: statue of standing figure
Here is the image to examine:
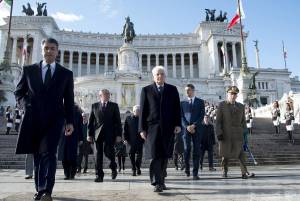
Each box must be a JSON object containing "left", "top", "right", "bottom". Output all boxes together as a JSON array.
[
  {"left": 249, "top": 71, "right": 259, "bottom": 90},
  {"left": 36, "top": 2, "right": 47, "bottom": 16},
  {"left": 121, "top": 16, "right": 136, "bottom": 43}
]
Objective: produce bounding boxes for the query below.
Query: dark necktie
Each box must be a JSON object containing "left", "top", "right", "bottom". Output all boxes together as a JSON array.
[
  {"left": 102, "top": 102, "right": 106, "bottom": 111},
  {"left": 158, "top": 86, "right": 163, "bottom": 95},
  {"left": 189, "top": 99, "right": 193, "bottom": 113},
  {"left": 44, "top": 64, "right": 51, "bottom": 86}
]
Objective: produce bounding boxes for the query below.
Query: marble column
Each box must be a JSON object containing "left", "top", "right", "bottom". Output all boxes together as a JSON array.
[
  {"left": 60, "top": 50, "right": 64, "bottom": 65},
  {"left": 113, "top": 53, "right": 117, "bottom": 70},
  {"left": 181, "top": 53, "right": 185, "bottom": 78},
  {"left": 69, "top": 51, "right": 73, "bottom": 71},
  {"left": 214, "top": 42, "right": 220, "bottom": 74},
  {"left": 32, "top": 36, "right": 40, "bottom": 63},
  {"left": 96, "top": 52, "right": 99, "bottom": 74},
  {"left": 155, "top": 54, "right": 159, "bottom": 66},
  {"left": 139, "top": 54, "right": 142, "bottom": 71},
  {"left": 104, "top": 53, "right": 108, "bottom": 72},
  {"left": 11, "top": 37, "right": 17, "bottom": 64},
  {"left": 164, "top": 54, "right": 168, "bottom": 76},
  {"left": 147, "top": 54, "right": 150, "bottom": 72},
  {"left": 78, "top": 51, "right": 82, "bottom": 76},
  {"left": 87, "top": 52, "right": 91, "bottom": 75},
  {"left": 189, "top": 53, "right": 193, "bottom": 78},
  {"left": 224, "top": 42, "right": 229, "bottom": 73},
  {"left": 172, "top": 53, "right": 176, "bottom": 78},
  {"left": 22, "top": 36, "right": 28, "bottom": 66},
  {"left": 232, "top": 42, "right": 237, "bottom": 68},
  {"left": 198, "top": 52, "right": 202, "bottom": 78}
]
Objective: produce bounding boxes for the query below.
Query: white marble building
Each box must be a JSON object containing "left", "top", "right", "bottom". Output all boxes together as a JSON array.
[{"left": 0, "top": 16, "right": 299, "bottom": 112}]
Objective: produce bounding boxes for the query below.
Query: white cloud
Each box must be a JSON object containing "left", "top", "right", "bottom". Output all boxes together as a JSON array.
[
  {"left": 51, "top": 12, "right": 83, "bottom": 22},
  {"left": 98, "top": 0, "right": 119, "bottom": 18}
]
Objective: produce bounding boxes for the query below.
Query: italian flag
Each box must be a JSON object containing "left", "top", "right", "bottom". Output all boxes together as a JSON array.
[
  {"left": 227, "top": 0, "right": 245, "bottom": 30},
  {"left": 0, "top": 0, "right": 12, "bottom": 25}
]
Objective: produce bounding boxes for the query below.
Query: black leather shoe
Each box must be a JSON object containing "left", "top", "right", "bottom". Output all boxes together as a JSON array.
[
  {"left": 132, "top": 170, "right": 136, "bottom": 176},
  {"left": 137, "top": 169, "right": 141, "bottom": 175},
  {"left": 185, "top": 171, "right": 190, "bottom": 177},
  {"left": 209, "top": 167, "right": 216, "bottom": 171},
  {"left": 222, "top": 172, "right": 228, "bottom": 178},
  {"left": 241, "top": 174, "right": 248, "bottom": 179},
  {"left": 153, "top": 185, "right": 163, "bottom": 192},
  {"left": 33, "top": 192, "right": 43, "bottom": 200},
  {"left": 94, "top": 177, "right": 103, "bottom": 182},
  {"left": 112, "top": 170, "right": 117, "bottom": 180},
  {"left": 40, "top": 192, "right": 52, "bottom": 201},
  {"left": 25, "top": 175, "right": 33, "bottom": 179},
  {"left": 63, "top": 176, "right": 70, "bottom": 180},
  {"left": 193, "top": 176, "right": 200, "bottom": 180},
  {"left": 162, "top": 183, "right": 168, "bottom": 190}
]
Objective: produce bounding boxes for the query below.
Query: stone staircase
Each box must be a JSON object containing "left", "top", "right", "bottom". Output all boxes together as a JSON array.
[
  {"left": 0, "top": 117, "right": 299, "bottom": 169},
  {"left": 247, "top": 117, "right": 300, "bottom": 165}
]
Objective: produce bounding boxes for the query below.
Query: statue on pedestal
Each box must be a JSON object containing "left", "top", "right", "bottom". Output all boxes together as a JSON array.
[
  {"left": 121, "top": 16, "right": 136, "bottom": 43},
  {"left": 249, "top": 71, "right": 259, "bottom": 90}
]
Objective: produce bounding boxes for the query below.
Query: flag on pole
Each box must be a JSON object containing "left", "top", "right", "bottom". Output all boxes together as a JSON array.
[
  {"left": 227, "top": 0, "right": 245, "bottom": 30},
  {"left": 282, "top": 41, "right": 287, "bottom": 69},
  {"left": 283, "top": 47, "right": 287, "bottom": 59},
  {"left": 0, "top": 0, "right": 12, "bottom": 26}
]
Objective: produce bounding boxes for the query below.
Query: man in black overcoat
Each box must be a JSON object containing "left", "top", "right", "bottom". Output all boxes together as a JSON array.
[
  {"left": 88, "top": 89, "right": 122, "bottom": 182},
  {"left": 124, "top": 105, "right": 144, "bottom": 176},
  {"left": 139, "top": 66, "right": 181, "bottom": 192},
  {"left": 14, "top": 38, "right": 74, "bottom": 201}
]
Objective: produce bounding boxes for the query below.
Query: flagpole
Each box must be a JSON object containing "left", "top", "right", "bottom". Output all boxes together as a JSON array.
[
  {"left": 282, "top": 40, "right": 287, "bottom": 69},
  {"left": 237, "top": 0, "right": 249, "bottom": 74},
  {"left": 0, "top": 0, "right": 14, "bottom": 70}
]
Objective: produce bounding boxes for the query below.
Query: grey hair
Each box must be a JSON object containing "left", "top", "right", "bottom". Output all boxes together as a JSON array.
[
  {"left": 133, "top": 105, "right": 140, "bottom": 111},
  {"left": 152, "top": 66, "right": 165, "bottom": 76},
  {"left": 99, "top": 89, "right": 110, "bottom": 95}
]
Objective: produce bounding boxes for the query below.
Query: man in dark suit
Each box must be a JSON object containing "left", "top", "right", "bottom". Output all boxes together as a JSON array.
[
  {"left": 87, "top": 89, "right": 122, "bottom": 182},
  {"left": 14, "top": 38, "right": 74, "bottom": 201},
  {"left": 181, "top": 84, "right": 205, "bottom": 180},
  {"left": 124, "top": 105, "right": 144, "bottom": 176},
  {"left": 139, "top": 66, "right": 181, "bottom": 192}
]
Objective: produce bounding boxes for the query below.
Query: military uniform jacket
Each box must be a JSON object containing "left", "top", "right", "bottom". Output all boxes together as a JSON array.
[{"left": 216, "top": 101, "right": 246, "bottom": 158}]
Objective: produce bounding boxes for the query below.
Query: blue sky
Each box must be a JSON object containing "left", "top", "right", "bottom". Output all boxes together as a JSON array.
[{"left": 6, "top": 0, "right": 300, "bottom": 77}]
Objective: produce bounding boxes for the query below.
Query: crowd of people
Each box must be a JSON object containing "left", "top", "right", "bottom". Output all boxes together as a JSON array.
[{"left": 4, "top": 37, "right": 297, "bottom": 200}]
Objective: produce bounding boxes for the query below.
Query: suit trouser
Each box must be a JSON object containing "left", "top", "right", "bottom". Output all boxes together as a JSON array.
[
  {"left": 34, "top": 152, "right": 57, "bottom": 194},
  {"left": 25, "top": 154, "right": 34, "bottom": 176},
  {"left": 183, "top": 132, "right": 201, "bottom": 176},
  {"left": 129, "top": 148, "right": 143, "bottom": 171},
  {"left": 173, "top": 152, "right": 184, "bottom": 168},
  {"left": 199, "top": 146, "right": 214, "bottom": 168},
  {"left": 95, "top": 141, "right": 117, "bottom": 178},
  {"left": 149, "top": 158, "right": 168, "bottom": 186},
  {"left": 77, "top": 147, "right": 89, "bottom": 171},
  {"left": 221, "top": 150, "right": 248, "bottom": 174},
  {"left": 62, "top": 160, "right": 77, "bottom": 178}
]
